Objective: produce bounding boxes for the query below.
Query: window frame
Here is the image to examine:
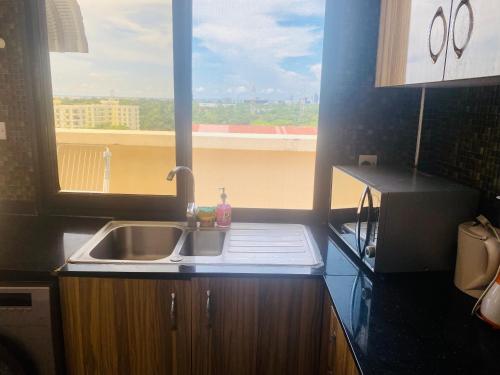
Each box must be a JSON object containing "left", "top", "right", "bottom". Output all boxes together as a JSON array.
[{"left": 28, "top": 0, "right": 325, "bottom": 223}]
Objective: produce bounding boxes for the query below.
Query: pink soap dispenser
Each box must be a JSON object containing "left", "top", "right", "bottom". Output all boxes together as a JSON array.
[{"left": 216, "top": 187, "right": 231, "bottom": 228}]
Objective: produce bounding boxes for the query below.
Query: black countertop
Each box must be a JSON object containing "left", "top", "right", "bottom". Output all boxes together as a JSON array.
[
  {"left": 1, "top": 214, "right": 499, "bottom": 374},
  {"left": 324, "top": 235, "right": 500, "bottom": 375},
  {"left": 0, "top": 214, "right": 107, "bottom": 280},
  {"left": 0, "top": 215, "right": 327, "bottom": 279}
]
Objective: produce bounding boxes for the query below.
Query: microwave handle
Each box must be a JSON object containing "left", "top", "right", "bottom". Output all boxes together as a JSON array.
[
  {"left": 356, "top": 186, "right": 374, "bottom": 258},
  {"left": 356, "top": 186, "right": 369, "bottom": 257},
  {"left": 365, "top": 188, "right": 374, "bottom": 258}
]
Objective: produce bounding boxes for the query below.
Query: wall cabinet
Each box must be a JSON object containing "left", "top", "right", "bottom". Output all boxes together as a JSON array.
[
  {"left": 60, "top": 276, "right": 324, "bottom": 375},
  {"left": 405, "top": 0, "right": 452, "bottom": 84},
  {"left": 376, "top": 0, "right": 500, "bottom": 86},
  {"left": 444, "top": 0, "right": 500, "bottom": 81}
]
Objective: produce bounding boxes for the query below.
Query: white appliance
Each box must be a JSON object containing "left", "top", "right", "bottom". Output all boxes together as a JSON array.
[{"left": 454, "top": 218, "right": 500, "bottom": 298}]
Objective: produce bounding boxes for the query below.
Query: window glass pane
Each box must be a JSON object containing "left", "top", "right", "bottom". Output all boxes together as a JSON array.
[
  {"left": 47, "top": 0, "right": 176, "bottom": 195},
  {"left": 192, "top": 0, "right": 325, "bottom": 209}
]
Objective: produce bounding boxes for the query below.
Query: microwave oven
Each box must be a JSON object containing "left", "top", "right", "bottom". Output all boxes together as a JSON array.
[{"left": 329, "top": 166, "right": 479, "bottom": 273}]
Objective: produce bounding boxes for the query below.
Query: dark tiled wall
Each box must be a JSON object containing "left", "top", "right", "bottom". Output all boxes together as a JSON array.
[
  {"left": 318, "top": 0, "right": 421, "bottom": 169},
  {"left": 0, "top": 0, "right": 37, "bottom": 205},
  {"left": 315, "top": 0, "right": 421, "bottom": 215},
  {"left": 419, "top": 86, "right": 500, "bottom": 200},
  {"left": 327, "top": 86, "right": 421, "bottom": 167}
]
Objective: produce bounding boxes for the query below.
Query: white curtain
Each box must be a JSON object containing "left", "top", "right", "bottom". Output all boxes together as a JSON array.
[{"left": 46, "top": 0, "right": 88, "bottom": 53}]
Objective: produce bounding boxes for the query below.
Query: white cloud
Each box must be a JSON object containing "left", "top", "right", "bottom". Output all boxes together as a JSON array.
[
  {"left": 310, "top": 63, "right": 322, "bottom": 80},
  {"left": 50, "top": 0, "right": 174, "bottom": 98},
  {"left": 50, "top": 0, "right": 325, "bottom": 99},
  {"left": 193, "top": 0, "right": 325, "bottom": 99}
]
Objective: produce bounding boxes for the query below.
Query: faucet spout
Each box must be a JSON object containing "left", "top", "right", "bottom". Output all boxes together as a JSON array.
[{"left": 166, "top": 166, "right": 198, "bottom": 228}]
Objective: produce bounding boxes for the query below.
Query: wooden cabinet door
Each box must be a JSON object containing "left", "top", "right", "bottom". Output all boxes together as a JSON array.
[
  {"left": 191, "top": 277, "right": 259, "bottom": 375},
  {"left": 191, "top": 277, "right": 324, "bottom": 375},
  {"left": 330, "top": 306, "right": 359, "bottom": 375},
  {"left": 376, "top": 0, "right": 413, "bottom": 86},
  {"left": 59, "top": 277, "right": 191, "bottom": 375},
  {"left": 320, "top": 295, "right": 359, "bottom": 375},
  {"left": 444, "top": 0, "right": 500, "bottom": 80}
]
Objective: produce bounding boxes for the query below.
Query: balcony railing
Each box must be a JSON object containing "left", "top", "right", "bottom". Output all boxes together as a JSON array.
[{"left": 55, "top": 125, "right": 317, "bottom": 209}]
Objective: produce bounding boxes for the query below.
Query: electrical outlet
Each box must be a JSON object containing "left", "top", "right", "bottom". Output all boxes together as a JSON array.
[
  {"left": 358, "top": 154, "right": 377, "bottom": 166},
  {"left": 0, "top": 122, "right": 6, "bottom": 140}
]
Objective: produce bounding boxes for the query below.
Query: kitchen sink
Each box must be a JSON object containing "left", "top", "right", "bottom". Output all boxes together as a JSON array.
[
  {"left": 68, "top": 221, "right": 323, "bottom": 267},
  {"left": 179, "top": 230, "right": 226, "bottom": 256},
  {"left": 69, "top": 222, "right": 185, "bottom": 263},
  {"left": 90, "top": 225, "right": 183, "bottom": 261}
]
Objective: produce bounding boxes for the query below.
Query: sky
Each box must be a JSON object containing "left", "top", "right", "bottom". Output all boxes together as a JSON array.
[{"left": 50, "top": 0, "right": 325, "bottom": 101}]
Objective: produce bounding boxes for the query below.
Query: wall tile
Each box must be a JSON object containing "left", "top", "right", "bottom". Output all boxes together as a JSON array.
[
  {"left": 420, "top": 86, "right": 500, "bottom": 199},
  {"left": 0, "top": 0, "right": 37, "bottom": 203}
]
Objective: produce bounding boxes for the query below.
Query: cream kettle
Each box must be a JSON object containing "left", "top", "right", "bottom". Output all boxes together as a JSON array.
[
  {"left": 454, "top": 216, "right": 500, "bottom": 298},
  {"left": 463, "top": 215, "right": 500, "bottom": 328}
]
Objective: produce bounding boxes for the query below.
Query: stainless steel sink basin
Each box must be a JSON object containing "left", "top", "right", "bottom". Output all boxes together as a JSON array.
[
  {"left": 90, "top": 225, "right": 182, "bottom": 261},
  {"left": 179, "top": 230, "right": 226, "bottom": 256},
  {"left": 68, "top": 221, "right": 323, "bottom": 267},
  {"left": 69, "top": 222, "right": 185, "bottom": 264}
]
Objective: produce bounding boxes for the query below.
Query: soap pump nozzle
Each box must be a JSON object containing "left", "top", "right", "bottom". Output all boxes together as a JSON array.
[{"left": 219, "top": 187, "right": 227, "bottom": 204}]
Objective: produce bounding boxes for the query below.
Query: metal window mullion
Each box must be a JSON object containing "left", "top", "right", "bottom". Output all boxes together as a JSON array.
[{"left": 173, "top": 0, "right": 193, "bottom": 212}]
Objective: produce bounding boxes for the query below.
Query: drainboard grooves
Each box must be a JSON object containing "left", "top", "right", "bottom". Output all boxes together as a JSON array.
[{"left": 228, "top": 229, "right": 308, "bottom": 253}]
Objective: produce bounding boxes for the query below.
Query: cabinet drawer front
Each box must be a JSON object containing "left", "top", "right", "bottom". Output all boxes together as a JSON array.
[
  {"left": 445, "top": 0, "right": 500, "bottom": 80},
  {"left": 406, "top": 0, "right": 452, "bottom": 84}
]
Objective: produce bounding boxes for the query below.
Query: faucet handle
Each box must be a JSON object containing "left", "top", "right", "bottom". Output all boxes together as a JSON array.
[
  {"left": 186, "top": 202, "right": 198, "bottom": 218},
  {"left": 186, "top": 202, "right": 198, "bottom": 229}
]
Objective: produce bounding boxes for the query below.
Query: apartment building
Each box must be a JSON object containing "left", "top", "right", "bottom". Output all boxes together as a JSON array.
[{"left": 53, "top": 99, "right": 140, "bottom": 129}]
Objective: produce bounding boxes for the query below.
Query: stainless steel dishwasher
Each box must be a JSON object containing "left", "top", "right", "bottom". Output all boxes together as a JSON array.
[{"left": 0, "top": 285, "right": 56, "bottom": 375}]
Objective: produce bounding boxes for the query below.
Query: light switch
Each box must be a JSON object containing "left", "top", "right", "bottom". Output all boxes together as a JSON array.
[{"left": 0, "top": 122, "right": 6, "bottom": 140}]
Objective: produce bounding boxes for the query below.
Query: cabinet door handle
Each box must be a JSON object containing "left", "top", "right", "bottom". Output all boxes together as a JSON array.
[
  {"left": 329, "top": 332, "right": 337, "bottom": 344},
  {"left": 170, "top": 292, "right": 177, "bottom": 330},
  {"left": 206, "top": 290, "right": 212, "bottom": 328},
  {"left": 452, "top": 0, "right": 474, "bottom": 58},
  {"left": 428, "top": 6, "right": 448, "bottom": 63}
]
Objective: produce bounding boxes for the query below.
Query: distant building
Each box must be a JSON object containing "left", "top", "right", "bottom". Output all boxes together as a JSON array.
[
  {"left": 243, "top": 99, "right": 269, "bottom": 104},
  {"left": 53, "top": 99, "right": 140, "bottom": 129},
  {"left": 198, "top": 102, "right": 219, "bottom": 108}
]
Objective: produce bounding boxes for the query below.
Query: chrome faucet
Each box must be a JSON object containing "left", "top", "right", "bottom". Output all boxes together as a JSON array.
[{"left": 167, "top": 166, "right": 198, "bottom": 228}]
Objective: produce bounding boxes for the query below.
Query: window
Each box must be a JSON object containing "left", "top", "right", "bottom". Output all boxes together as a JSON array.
[
  {"left": 37, "top": 0, "right": 325, "bottom": 215},
  {"left": 46, "top": 0, "right": 176, "bottom": 195},
  {"left": 192, "top": 0, "right": 325, "bottom": 209}
]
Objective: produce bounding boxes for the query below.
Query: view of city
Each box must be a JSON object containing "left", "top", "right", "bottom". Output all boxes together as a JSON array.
[
  {"left": 48, "top": 0, "right": 325, "bottom": 208},
  {"left": 53, "top": 97, "right": 319, "bottom": 130}
]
